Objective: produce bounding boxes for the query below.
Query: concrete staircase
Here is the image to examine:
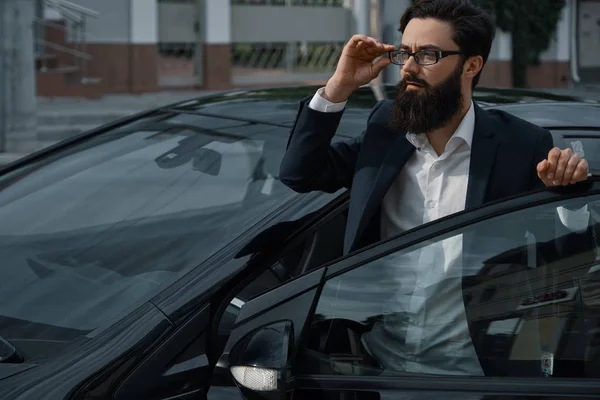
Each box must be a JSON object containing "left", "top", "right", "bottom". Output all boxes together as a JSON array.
[{"left": 36, "top": 19, "right": 103, "bottom": 98}]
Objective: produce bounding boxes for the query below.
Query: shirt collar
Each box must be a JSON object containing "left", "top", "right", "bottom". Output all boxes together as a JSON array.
[{"left": 406, "top": 100, "right": 475, "bottom": 150}]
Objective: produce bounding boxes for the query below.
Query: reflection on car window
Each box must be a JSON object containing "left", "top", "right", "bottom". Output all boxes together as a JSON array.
[
  {"left": 564, "top": 136, "right": 600, "bottom": 171},
  {"left": 299, "top": 194, "right": 600, "bottom": 379},
  {"left": 0, "top": 113, "right": 301, "bottom": 358}
]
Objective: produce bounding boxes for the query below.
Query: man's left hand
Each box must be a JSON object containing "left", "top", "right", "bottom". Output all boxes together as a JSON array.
[{"left": 537, "top": 147, "right": 589, "bottom": 187}]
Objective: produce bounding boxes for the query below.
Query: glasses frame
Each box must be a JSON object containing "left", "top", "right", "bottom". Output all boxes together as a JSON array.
[{"left": 389, "top": 49, "right": 463, "bottom": 66}]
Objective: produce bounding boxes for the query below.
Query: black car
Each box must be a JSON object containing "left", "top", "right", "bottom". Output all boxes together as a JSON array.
[{"left": 1, "top": 85, "right": 600, "bottom": 400}]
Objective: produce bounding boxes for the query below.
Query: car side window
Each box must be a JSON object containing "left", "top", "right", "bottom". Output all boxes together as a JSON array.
[
  {"left": 215, "top": 208, "right": 347, "bottom": 351},
  {"left": 297, "top": 194, "right": 600, "bottom": 379},
  {"left": 238, "top": 209, "right": 347, "bottom": 302}
]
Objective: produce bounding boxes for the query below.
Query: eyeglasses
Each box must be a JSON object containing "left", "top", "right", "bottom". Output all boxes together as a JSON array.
[{"left": 389, "top": 49, "right": 463, "bottom": 66}]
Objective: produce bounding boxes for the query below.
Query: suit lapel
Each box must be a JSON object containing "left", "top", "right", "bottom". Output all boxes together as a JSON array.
[
  {"left": 466, "top": 104, "right": 499, "bottom": 209},
  {"left": 348, "top": 132, "right": 415, "bottom": 252}
]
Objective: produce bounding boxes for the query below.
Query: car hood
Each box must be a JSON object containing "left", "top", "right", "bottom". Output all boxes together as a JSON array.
[{"left": 0, "top": 363, "right": 36, "bottom": 381}]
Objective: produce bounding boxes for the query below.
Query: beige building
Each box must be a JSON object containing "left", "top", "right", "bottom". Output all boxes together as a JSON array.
[{"left": 35, "top": 0, "right": 600, "bottom": 98}]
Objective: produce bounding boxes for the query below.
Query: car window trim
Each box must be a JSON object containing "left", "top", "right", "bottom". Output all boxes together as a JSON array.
[
  {"left": 546, "top": 126, "right": 600, "bottom": 132},
  {"left": 325, "top": 179, "right": 600, "bottom": 279},
  {"left": 294, "top": 374, "right": 600, "bottom": 396},
  {"left": 563, "top": 134, "right": 600, "bottom": 138}
]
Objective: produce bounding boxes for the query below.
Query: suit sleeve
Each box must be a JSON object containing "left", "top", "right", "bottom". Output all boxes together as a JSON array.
[
  {"left": 529, "top": 129, "right": 554, "bottom": 191},
  {"left": 279, "top": 96, "right": 385, "bottom": 194}
]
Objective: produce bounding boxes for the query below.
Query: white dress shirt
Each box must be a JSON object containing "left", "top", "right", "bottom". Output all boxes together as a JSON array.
[
  {"left": 307, "top": 88, "right": 591, "bottom": 376},
  {"left": 380, "top": 102, "right": 474, "bottom": 238}
]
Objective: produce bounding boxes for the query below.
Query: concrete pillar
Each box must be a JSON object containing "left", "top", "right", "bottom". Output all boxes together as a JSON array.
[
  {"left": 0, "top": 0, "right": 38, "bottom": 153},
  {"left": 528, "top": 1, "right": 571, "bottom": 88},
  {"left": 353, "top": 0, "right": 370, "bottom": 35},
  {"left": 131, "top": 0, "right": 157, "bottom": 45},
  {"left": 35, "top": 0, "right": 45, "bottom": 55},
  {"left": 556, "top": 2, "right": 571, "bottom": 63},
  {"left": 554, "top": 4, "right": 572, "bottom": 87},
  {"left": 381, "top": 0, "right": 410, "bottom": 84},
  {"left": 203, "top": 0, "right": 232, "bottom": 90},
  {"left": 568, "top": 0, "right": 581, "bottom": 84},
  {"left": 205, "top": 0, "right": 231, "bottom": 45},
  {"left": 129, "top": 0, "right": 159, "bottom": 92},
  {"left": 494, "top": 31, "right": 513, "bottom": 62}
]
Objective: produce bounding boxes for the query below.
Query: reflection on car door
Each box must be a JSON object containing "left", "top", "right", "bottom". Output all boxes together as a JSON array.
[{"left": 220, "top": 181, "right": 600, "bottom": 399}]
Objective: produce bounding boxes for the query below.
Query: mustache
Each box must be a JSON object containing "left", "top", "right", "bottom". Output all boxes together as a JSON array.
[{"left": 401, "top": 74, "right": 428, "bottom": 88}]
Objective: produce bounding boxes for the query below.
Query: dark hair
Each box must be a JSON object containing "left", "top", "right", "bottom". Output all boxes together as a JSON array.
[{"left": 400, "top": 0, "right": 495, "bottom": 89}]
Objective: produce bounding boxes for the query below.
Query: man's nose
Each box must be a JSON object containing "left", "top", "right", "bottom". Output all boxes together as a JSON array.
[{"left": 402, "top": 55, "right": 420, "bottom": 75}]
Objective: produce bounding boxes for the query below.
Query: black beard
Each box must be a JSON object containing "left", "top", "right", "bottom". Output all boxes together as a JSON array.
[{"left": 389, "top": 64, "right": 464, "bottom": 134}]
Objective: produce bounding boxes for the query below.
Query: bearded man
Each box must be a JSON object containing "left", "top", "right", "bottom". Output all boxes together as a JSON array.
[{"left": 279, "top": 0, "right": 590, "bottom": 255}]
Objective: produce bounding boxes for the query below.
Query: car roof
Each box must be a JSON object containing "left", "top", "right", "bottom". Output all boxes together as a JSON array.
[
  {"left": 486, "top": 102, "right": 600, "bottom": 130},
  {"left": 164, "top": 84, "right": 600, "bottom": 131}
]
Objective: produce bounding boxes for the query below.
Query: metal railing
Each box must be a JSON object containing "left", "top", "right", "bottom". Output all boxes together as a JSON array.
[
  {"left": 232, "top": 0, "right": 344, "bottom": 5},
  {"left": 231, "top": 41, "right": 343, "bottom": 85},
  {"left": 35, "top": 35, "right": 93, "bottom": 61},
  {"left": 229, "top": 0, "right": 350, "bottom": 84},
  {"left": 34, "top": 0, "right": 99, "bottom": 83}
]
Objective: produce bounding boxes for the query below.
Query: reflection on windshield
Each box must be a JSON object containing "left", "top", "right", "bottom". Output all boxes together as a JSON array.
[{"left": 0, "top": 114, "right": 297, "bottom": 357}]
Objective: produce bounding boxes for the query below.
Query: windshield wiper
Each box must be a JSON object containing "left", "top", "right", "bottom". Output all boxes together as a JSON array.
[{"left": 0, "top": 336, "right": 23, "bottom": 363}]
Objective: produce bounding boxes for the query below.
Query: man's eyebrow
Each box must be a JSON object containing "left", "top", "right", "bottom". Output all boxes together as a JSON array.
[{"left": 399, "top": 44, "right": 442, "bottom": 50}]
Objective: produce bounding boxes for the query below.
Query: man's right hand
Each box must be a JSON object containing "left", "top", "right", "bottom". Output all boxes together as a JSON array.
[{"left": 323, "top": 35, "right": 396, "bottom": 103}]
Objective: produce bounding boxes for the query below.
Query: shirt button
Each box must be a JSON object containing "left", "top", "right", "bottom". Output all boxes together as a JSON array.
[{"left": 427, "top": 200, "right": 436, "bottom": 209}]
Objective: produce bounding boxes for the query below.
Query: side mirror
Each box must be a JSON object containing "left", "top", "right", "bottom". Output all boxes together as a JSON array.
[
  {"left": 228, "top": 321, "right": 294, "bottom": 400},
  {"left": 0, "top": 337, "right": 22, "bottom": 363}
]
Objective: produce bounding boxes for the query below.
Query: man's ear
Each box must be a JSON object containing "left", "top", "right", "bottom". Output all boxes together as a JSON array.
[{"left": 464, "top": 55, "right": 484, "bottom": 81}]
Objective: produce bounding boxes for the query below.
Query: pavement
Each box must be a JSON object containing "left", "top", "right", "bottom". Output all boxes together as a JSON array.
[{"left": 0, "top": 90, "right": 220, "bottom": 166}]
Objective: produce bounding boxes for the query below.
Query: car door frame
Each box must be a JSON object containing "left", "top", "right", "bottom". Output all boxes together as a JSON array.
[
  {"left": 219, "top": 178, "right": 600, "bottom": 399},
  {"left": 109, "top": 189, "right": 350, "bottom": 399}
]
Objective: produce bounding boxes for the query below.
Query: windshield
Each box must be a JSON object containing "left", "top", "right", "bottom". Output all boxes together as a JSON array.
[{"left": 0, "top": 111, "right": 299, "bottom": 359}]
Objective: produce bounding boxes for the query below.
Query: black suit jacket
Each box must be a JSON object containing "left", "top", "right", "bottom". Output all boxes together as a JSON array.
[{"left": 280, "top": 96, "right": 554, "bottom": 254}]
